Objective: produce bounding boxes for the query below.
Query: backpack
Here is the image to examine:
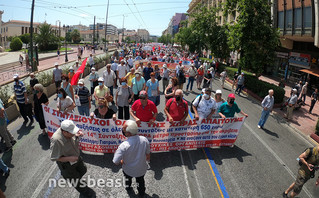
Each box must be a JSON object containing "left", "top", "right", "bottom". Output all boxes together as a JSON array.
[
  {"left": 299, "top": 147, "right": 313, "bottom": 166},
  {"left": 190, "top": 95, "right": 202, "bottom": 113}
]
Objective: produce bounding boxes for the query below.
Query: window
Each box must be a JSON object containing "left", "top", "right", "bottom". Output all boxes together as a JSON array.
[
  {"left": 303, "top": 7, "right": 312, "bottom": 28},
  {"left": 294, "top": 8, "right": 302, "bottom": 28},
  {"left": 285, "top": 10, "right": 292, "bottom": 29},
  {"left": 21, "top": 27, "right": 24, "bottom": 34},
  {"left": 278, "top": 11, "right": 284, "bottom": 29},
  {"left": 6, "top": 27, "right": 8, "bottom": 32}
]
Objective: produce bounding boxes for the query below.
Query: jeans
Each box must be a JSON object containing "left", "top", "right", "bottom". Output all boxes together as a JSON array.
[
  {"left": 301, "top": 94, "right": 306, "bottom": 103},
  {"left": 118, "top": 106, "right": 129, "bottom": 120},
  {"left": 309, "top": 99, "right": 316, "bottom": 113},
  {"left": 123, "top": 171, "right": 145, "bottom": 196},
  {"left": 109, "top": 86, "right": 114, "bottom": 96},
  {"left": 0, "top": 159, "right": 9, "bottom": 173},
  {"left": 186, "top": 77, "right": 195, "bottom": 91},
  {"left": 235, "top": 84, "right": 244, "bottom": 95},
  {"left": 258, "top": 110, "right": 270, "bottom": 127},
  {"left": 78, "top": 104, "right": 90, "bottom": 116}
]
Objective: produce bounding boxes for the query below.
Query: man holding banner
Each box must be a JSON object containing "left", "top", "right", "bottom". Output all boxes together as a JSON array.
[
  {"left": 164, "top": 89, "right": 188, "bottom": 124},
  {"left": 219, "top": 93, "right": 248, "bottom": 118}
]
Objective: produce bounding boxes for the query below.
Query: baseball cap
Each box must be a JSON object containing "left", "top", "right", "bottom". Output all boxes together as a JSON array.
[
  {"left": 13, "top": 74, "right": 19, "bottom": 79},
  {"left": 91, "top": 67, "right": 96, "bottom": 71},
  {"left": 78, "top": 79, "right": 84, "bottom": 84},
  {"left": 179, "top": 61, "right": 182, "bottom": 64},
  {"left": 69, "top": 66, "right": 74, "bottom": 70},
  {"left": 98, "top": 77, "right": 104, "bottom": 82},
  {"left": 61, "top": 120, "right": 79, "bottom": 135},
  {"left": 216, "top": 89, "right": 222, "bottom": 94},
  {"left": 139, "top": 90, "right": 148, "bottom": 97},
  {"left": 163, "top": 64, "right": 167, "bottom": 68},
  {"left": 54, "top": 62, "right": 59, "bottom": 66},
  {"left": 241, "top": 72, "right": 245, "bottom": 75},
  {"left": 292, "top": 88, "right": 297, "bottom": 93},
  {"left": 228, "top": 93, "right": 236, "bottom": 98}
]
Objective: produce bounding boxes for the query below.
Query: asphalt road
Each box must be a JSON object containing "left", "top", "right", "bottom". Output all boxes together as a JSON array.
[{"left": 1, "top": 67, "right": 318, "bottom": 198}]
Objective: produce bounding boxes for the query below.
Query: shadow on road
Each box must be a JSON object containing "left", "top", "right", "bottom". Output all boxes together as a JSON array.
[
  {"left": 37, "top": 134, "right": 50, "bottom": 150},
  {"left": 261, "top": 128, "right": 279, "bottom": 138},
  {"left": 16, "top": 123, "right": 34, "bottom": 140},
  {"left": 205, "top": 146, "right": 252, "bottom": 165}
]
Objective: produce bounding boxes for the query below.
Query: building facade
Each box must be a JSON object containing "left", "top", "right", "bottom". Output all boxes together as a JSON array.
[
  {"left": 137, "top": 29, "right": 149, "bottom": 42},
  {"left": 89, "top": 23, "right": 118, "bottom": 35},
  {"left": 273, "top": 0, "right": 319, "bottom": 88}
]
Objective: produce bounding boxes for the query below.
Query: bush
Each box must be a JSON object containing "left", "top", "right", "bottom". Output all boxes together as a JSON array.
[
  {"left": 10, "top": 37, "right": 23, "bottom": 51},
  {"left": 244, "top": 75, "right": 285, "bottom": 104},
  {"left": 0, "top": 85, "right": 13, "bottom": 108},
  {"left": 38, "top": 72, "right": 53, "bottom": 87}
]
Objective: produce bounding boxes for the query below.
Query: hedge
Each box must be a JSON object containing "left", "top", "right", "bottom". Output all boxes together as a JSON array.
[
  {"left": 10, "top": 37, "right": 23, "bottom": 51},
  {"left": 316, "top": 118, "right": 319, "bottom": 135}
]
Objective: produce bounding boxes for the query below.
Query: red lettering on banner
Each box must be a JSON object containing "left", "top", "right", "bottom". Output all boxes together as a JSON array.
[
  {"left": 44, "top": 106, "right": 49, "bottom": 113},
  {"left": 115, "top": 120, "right": 122, "bottom": 126},
  {"left": 100, "top": 120, "right": 106, "bottom": 126},
  {"left": 52, "top": 109, "right": 57, "bottom": 116},
  {"left": 82, "top": 117, "right": 87, "bottom": 123}
]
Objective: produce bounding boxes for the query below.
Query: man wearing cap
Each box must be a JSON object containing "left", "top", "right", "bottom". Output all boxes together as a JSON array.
[
  {"left": 89, "top": 67, "right": 99, "bottom": 95},
  {"left": 75, "top": 79, "right": 91, "bottom": 116},
  {"left": 94, "top": 77, "right": 110, "bottom": 106},
  {"left": 235, "top": 72, "right": 245, "bottom": 95},
  {"left": 193, "top": 88, "right": 217, "bottom": 120},
  {"left": 51, "top": 120, "right": 94, "bottom": 197},
  {"left": 162, "top": 64, "right": 171, "bottom": 92},
  {"left": 117, "top": 60, "right": 128, "bottom": 83},
  {"left": 52, "top": 63, "right": 63, "bottom": 100},
  {"left": 13, "top": 74, "right": 34, "bottom": 124},
  {"left": 165, "top": 89, "right": 188, "bottom": 124},
  {"left": 176, "top": 61, "right": 182, "bottom": 75},
  {"left": 286, "top": 88, "right": 298, "bottom": 120},
  {"left": 103, "top": 64, "right": 116, "bottom": 96},
  {"left": 113, "top": 120, "right": 150, "bottom": 197},
  {"left": 258, "top": 89, "right": 274, "bottom": 129},
  {"left": 130, "top": 91, "right": 158, "bottom": 125},
  {"left": 219, "top": 93, "right": 248, "bottom": 118}
]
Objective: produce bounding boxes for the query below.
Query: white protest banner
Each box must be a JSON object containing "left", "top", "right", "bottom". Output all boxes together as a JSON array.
[{"left": 43, "top": 105, "right": 245, "bottom": 153}]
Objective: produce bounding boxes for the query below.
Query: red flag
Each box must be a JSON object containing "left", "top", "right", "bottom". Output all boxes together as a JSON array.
[{"left": 71, "top": 58, "right": 87, "bottom": 85}]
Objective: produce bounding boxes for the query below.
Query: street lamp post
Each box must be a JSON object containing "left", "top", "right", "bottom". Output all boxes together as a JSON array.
[{"left": 63, "top": 25, "right": 69, "bottom": 62}]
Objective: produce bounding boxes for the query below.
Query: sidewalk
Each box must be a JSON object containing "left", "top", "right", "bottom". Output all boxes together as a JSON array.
[
  {"left": 0, "top": 49, "right": 105, "bottom": 86},
  {"left": 258, "top": 75, "right": 319, "bottom": 138}
]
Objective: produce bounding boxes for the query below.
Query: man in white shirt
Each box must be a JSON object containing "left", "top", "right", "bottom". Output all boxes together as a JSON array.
[
  {"left": 117, "top": 60, "right": 128, "bottom": 84},
  {"left": 127, "top": 55, "right": 134, "bottom": 69},
  {"left": 103, "top": 64, "right": 116, "bottom": 96},
  {"left": 88, "top": 54, "right": 94, "bottom": 69},
  {"left": 113, "top": 120, "right": 150, "bottom": 197},
  {"left": 111, "top": 60, "right": 119, "bottom": 88},
  {"left": 192, "top": 88, "right": 217, "bottom": 120}
]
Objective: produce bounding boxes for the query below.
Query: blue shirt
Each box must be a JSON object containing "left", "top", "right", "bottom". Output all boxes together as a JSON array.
[
  {"left": 146, "top": 79, "right": 159, "bottom": 97},
  {"left": 261, "top": 95, "right": 274, "bottom": 110},
  {"left": 14, "top": 80, "right": 26, "bottom": 104}
]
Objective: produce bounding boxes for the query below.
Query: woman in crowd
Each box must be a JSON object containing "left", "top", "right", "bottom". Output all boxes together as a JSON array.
[
  {"left": 212, "top": 89, "right": 225, "bottom": 118},
  {"left": 115, "top": 77, "right": 134, "bottom": 120},
  {"left": 177, "top": 66, "right": 186, "bottom": 90},
  {"left": 33, "top": 84, "right": 49, "bottom": 135},
  {"left": 60, "top": 74, "right": 74, "bottom": 101},
  {"left": 165, "top": 77, "right": 179, "bottom": 103},
  {"left": 74, "top": 79, "right": 91, "bottom": 116},
  {"left": 57, "top": 88, "right": 75, "bottom": 113},
  {"left": 154, "top": 64, "right": 161, "bottom": 81},
  {"left": 197, "top": 66, "right": 204, "bottom": 89},
  {"left": 146, "top": 72, "right": 160, "bottom": 106},
  {"left": 136, "top": 62, "right": 144, "bottom": 76},
  {"left": 93, "top": 77, "right": 110, "bottom": 106},
  {"left": 131, "top": 71, "right": 146, "bottom": 101},
  {"left": 90, "top": 98, "right": 116, "bottom": 120}
]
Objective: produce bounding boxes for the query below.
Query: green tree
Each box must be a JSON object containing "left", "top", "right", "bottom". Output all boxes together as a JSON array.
[
  {"left": 71, "top": 29, "right": 81, "bottom": 43},
  {"left": 65, "top": 32, "right": 72, "bottom": 43},
  {"left": 225, "top": 0, "right": 280, "bottom": 75},
  {"left": 35, "top": 23, "right": 59, "bottom": 51},
  {"left": 10, "top": 37, "right": 23, "bottom": 51},
  {"left": 19, "top": 33, "right": 30, "bottom": 45}
]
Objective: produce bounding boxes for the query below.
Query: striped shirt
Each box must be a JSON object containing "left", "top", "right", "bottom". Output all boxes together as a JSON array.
[
  {"left": 14, "top": 81, "right": 26, "bottom": 104},
  {"left": 75, "top": 86, "right": 91, "bottom": 104}
]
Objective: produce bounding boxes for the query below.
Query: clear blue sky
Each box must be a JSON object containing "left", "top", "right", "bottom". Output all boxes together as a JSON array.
[{"left": 0, "top": 0, "right": 190, "bottom": 36}]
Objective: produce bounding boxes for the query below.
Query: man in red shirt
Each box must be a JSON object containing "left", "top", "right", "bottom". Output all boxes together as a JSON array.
[
  {"left": 164, "top": 89, "right": 188, "bottom": 124},
  {"left": 130, "top": 90, "right": 158, "bottom": 125}
]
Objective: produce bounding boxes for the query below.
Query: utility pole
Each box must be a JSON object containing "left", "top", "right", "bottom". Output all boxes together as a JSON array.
[
  {"left": 59, "top": 21, "right": 61, "bottom": 37},
  {"left": 104, "top": 0, "right": 110, "bottom": 52},
  {"left": 93, "top": 16, "right": 96, "bottom": 45},
  {"left": 96, "top": 23, "right": 99, "bottom": 44},
  {"left": 30, "top": 0, "right": 36, "bottom": 71}
]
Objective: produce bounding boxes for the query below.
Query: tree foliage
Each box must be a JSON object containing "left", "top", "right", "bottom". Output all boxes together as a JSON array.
[
  {"left": 225, "top": 0, "right": 280, "bottom": 75},
  {"left": 158, "top": 34, "right": 173, "bottom": 45},
  {"left": 71, "top": 29, "right": 81, "bottom": 43},
  {"left": 10, "top": 37, "right": 23, "bottom": 51},
  {"left": 35, "top": 23, "right": 60, "bottom": 51},
  {"left": 19, "top": 33, "right": 30, "bottom": 44}
]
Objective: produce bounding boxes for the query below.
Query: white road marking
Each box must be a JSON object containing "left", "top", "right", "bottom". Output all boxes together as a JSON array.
[
  {"left": 44, "top": 170, "right": 61, "bottom": 198},
  {"left": 187, "top": 150, "right": 204, "bottom": 198},
  {"left": 30, "top": 163, "right": 57, "bottom": 198},
  {"left": 179, "top": 151, "right": 192, "bottom": 198},
  {"left": 244, "top": 122, "right": 313, "bottom": 198}
]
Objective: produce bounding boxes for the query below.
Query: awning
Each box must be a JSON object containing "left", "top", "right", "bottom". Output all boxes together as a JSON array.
[{"left": 300, "top": 68, "right": 319, "bottom": 77}]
